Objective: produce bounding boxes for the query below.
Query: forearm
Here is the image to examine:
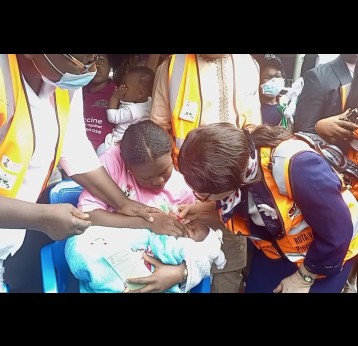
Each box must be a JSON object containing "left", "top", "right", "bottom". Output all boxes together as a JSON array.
[
  {"left": 145, "top": 54, "right": 160, "bottom": 73},
  {"left": 0, "top": 196, "right": 45, "bottom": 230},
  {"left": 108, "top": 96, "right": 120, "bottom": 110},
  {"left": 107, "top": 107, "right": 133, "bottom": 124},
  {"left": 291, "top": 153, "right": 352, "bottom": 275},
  {"left": 88, "top": 209, "right": 150, "bottom": 228},
  {"left": 72, "top": 167, "right": 128, "bottom": 210}
]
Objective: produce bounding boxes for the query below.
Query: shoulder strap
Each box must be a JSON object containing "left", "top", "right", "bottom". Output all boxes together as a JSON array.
[{"left": 294, "top": 131, "right": 358, "bottom": 181}]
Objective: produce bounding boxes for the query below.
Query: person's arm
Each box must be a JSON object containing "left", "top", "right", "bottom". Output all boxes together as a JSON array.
[
  {"left": 106, "top": 106, "right": 135, "bottom": 125},
  {"left": 0, "top": 196, "right": 91, "bottom": 240},
  {"left": 72, "top": 167, "right": 158, "bottom": 222},
  {"left": 60, "top": 89, "right": 158, "bottom": 222},
  {"left": 150, "top": 58, "right": 172, "bottom": 132},
  {"left": 127, "top": 252, "right": 187, "bottom": 293},
  {"left": 178, "top": 200, "right": 219, "bottom": 224},
  {"left": 107, "top": 85, "right": 126, "bottom": 111},
  {"left": 294, "top": 69, "right": 326, "bottom": 133},
  {"left": 315, "top": 110, "right": 358, "bottom": 143},
  {"left": 290, "top": 152, "right": 352, "bottom": 275},
  {"left": 145, "top": 54, "right": 161, "bottom": 73},
  {"left": 88, "top": 208, "right": 186, "bottom": 237},
  {"left": 274, "top": 151, "right": 353, "bottom": 293}
]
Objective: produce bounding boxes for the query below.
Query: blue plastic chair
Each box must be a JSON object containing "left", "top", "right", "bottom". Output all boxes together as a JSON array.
[
  {"left": 41, "top": 179, "right": 83, "bottom": 293},
  {"left": 40, "top": 179, "right": 211, "bottom": 293}
]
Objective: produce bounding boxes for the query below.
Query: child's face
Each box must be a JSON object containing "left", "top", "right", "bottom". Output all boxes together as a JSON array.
[
  {"left": 129, "top": 153, "right": 173, "bottom": 192},
  {"left": 185, "top": 221, "right": 209, "bottom": 242},
  {"left": 120, "top": 72, "right": 142, "bottom": 102}
]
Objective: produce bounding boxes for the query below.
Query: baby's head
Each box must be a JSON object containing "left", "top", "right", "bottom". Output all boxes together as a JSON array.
[
  {"left": 120, "top": 66, "right": 155, "bottom": 103},
  {"left": 182, "top": 221, "right": 210, "bottom": 242},
  {"left": 121, "top": 120, "right": 173, "bottom": 192}
]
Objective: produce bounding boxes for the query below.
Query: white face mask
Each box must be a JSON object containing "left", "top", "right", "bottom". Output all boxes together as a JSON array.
[
  {"left": 32, "top": 55, "right": 96, "bottom": 90},
  {"left": 260, "top": 77, "right": 285, "bottom": 97}
]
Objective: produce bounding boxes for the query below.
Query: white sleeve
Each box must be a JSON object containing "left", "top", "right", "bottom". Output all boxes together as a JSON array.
[
  {"left": 106, "top": 106, "right": 134, "bottom": 125},
  {"left": 60, "top": 88, "right": 101, "bottom": 176}
]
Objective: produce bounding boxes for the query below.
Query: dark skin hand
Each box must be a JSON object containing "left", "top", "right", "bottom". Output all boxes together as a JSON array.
[
  {"left": 315, "top": 110, "right": 358, "bottom": 144},
  {"left": 147, "top": 212, "right": 187, "bottom": 237},
  {"left": 126, "top": 252, "right": 184, "bottom": 293}
]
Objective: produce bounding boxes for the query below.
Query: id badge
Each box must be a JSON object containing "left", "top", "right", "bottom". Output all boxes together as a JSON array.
[{"left": 179, "top": 101, "right": 198, "bottom": 122}]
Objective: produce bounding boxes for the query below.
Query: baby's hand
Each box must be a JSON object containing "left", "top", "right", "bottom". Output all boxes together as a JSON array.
[{"left": 112, "top": 84, "right": 127, "bottom": 100}]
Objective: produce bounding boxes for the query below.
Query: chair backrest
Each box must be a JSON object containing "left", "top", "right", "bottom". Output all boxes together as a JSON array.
[{"left": 44, "top": 179, "right": 83, "bottom": 292}]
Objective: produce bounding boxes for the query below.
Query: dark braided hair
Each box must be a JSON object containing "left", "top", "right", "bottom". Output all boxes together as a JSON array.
[{"left": 121, "top": 120, "right": 172, "bottom": 167}]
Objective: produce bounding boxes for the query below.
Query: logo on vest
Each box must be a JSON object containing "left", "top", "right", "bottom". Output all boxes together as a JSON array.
[
  {"left": 179, "top": 101, "right": 198, "bottom": 122},
  {"left": 0, "top": 168, "right": 16, "bottom": 190},
  {"left": 288, "top": 202, "right": 301, "bottom": 219},
  {"left": 1, "top": 155, "right": 22, "bottom": 173},
  {"left": 257, "top": 204, "right": 278, "bottom": 220}
]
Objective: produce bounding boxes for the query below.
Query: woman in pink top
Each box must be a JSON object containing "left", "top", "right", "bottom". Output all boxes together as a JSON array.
[{"left": 78, "top": 120, "right": 197, "bottom": 291}]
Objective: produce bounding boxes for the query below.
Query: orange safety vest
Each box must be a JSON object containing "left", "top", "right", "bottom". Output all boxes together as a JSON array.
[
  {"left": 225, "top": 140, "right": 358, "bottom": 265},
  {"left": 168, "top": 54, "right": 260, "bottom": 233},
  {"left": 0, "top": 54, "right": 71, "bottom": 199}
]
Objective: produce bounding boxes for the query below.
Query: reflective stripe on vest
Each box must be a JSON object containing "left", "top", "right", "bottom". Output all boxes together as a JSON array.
[
  {"left": 235, "top": 140, "right": 358, "bottom": 264},
  {"left": 0, "top": 54, "right": 71, "bottom": 198},
  {"left": 168, "top": 54, "right": 202, "bottom": 168}
]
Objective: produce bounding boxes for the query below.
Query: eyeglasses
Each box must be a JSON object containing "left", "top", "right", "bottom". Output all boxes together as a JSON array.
[
  {"left": 62, "top": 54, "right": 100, "bottom": 74},
  {"left": 193, "top": 190, "right": 212, "bottom": 202}
]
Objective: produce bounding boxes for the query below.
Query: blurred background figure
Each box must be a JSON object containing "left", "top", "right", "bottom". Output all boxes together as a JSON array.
[{"left": 82, "top": 54, "right": 116, "bottom": 152}]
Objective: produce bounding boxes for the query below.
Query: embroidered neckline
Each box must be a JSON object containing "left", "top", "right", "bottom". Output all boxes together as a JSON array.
[{"left": 198, "top": 55, "right": 230, "bottom": 63}]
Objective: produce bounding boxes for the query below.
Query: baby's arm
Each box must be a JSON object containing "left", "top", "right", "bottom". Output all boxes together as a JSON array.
[{"left": 108, "top": 85, "right": 127, "bottom": 110}]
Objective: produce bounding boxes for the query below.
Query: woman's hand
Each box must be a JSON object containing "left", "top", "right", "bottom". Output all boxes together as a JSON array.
[
  {"left": 38, "top": 204, "right": 92, "bottom": 240},
  {"left": 148, "top": 213, "right": 187, "bottom": 237},
  {"left": 127, "top": 253, "right": 184, "bottom": 293},
  {"left": 178, "top": 201, "right": 217, "bottom": 225},
  {"left": 273, "top": 270, "right": 313, "bottom": 293},
  {"left": 116, "top": 200, "right": 162, "bottom": 223},
  {"left": 315, "top": 110, "right": 358, "bottom": 143}
]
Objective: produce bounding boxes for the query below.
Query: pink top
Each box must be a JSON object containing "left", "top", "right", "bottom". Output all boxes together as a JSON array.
[
  {"left": 82, "top": 80, "right": 116, "bottom": 150},
  {"left": 78, "top": 146, "right": 195, "bottom": 212}
]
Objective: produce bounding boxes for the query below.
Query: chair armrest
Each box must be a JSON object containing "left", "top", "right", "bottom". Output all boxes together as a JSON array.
[{"left": 40, "top": 244, "right": 58, "bottom": 293}]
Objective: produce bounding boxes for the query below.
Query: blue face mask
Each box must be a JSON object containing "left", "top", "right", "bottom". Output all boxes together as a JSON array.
[
  {"left": 260, "top": 77, "right": 285, "bottom": 97},
  {"left": 41, "top": 71, "right": 96, "bottom": 90},
  {"left": 32, "top": 55, "right": 96, "bottom": 90}
]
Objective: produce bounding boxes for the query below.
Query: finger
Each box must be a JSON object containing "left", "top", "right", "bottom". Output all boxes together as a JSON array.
[
  {"left": 177, "top": 205, "right": 189, "bottom": 218},
  {"left": 338, "top": 120, "right": 358, "bottom": 132},
  {"left": 127, "top": 275, "right": 153, "bottom": 285},
  {"left": 174, "top": 219, "right": 187, "bottom": 233},
  {"left": 73, "top": 217, "right": 92, "bottom": 232},
  {"left": 127, "top": 284, "right": 154, "bottom": 293},
  {"left": 273, "top": 283, "right": 282, "bottom": 293},
  {"left": 181, "top": 219, "right": 191, "bottom": 225},
  {"left": 135, "top": 208, "right": 154, "bottom": 223},
  {"left": 70, "top": 206, "right": 90, "bottom": 220},
  {"left": 166, "top": 229, "right": 182, "bottom": 237},
  {"left": 142, "top": 252, "right": 162, "bottom": 266},
  {"left": 146, "top": 207, "right": 163, "bottom": 214}
]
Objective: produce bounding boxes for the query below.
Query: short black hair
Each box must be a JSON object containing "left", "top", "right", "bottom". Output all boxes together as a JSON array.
[
  {"left": 121, "top": 120, "right": 172, "bottom": 166},
  {"left": 127, "top": 66, "right": 155, "bottom": 96}
]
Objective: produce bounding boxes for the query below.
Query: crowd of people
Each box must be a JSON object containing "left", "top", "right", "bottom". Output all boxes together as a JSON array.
[{"left": 1, "top": 53, "right": 358, "bottom": 293}]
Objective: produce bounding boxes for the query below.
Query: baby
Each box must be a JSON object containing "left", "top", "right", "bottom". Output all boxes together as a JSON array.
[
  {"left": 65, "top": 220, "right": 226, "bottom": 293},
  {"left": 96, "top": 66, "right": 154, "bottom": 155}
]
